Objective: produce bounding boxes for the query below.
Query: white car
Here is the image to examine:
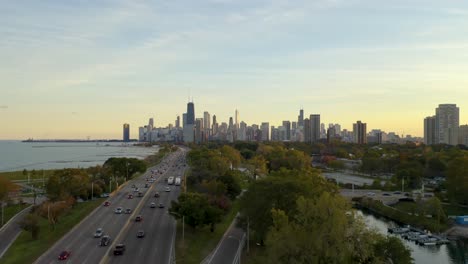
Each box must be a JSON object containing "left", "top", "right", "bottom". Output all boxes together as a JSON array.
[
  {"left": 94, "top": 228, "right": 103, "bottom": 238},
  {"left": 165, "top": 187, "right": 171, "bottom": 192},
  {"left": 150, "top": 202, "right": 156, "bottom": 208},
  {"left": 115, "top": 207, "right": 123, "bottom": 214}
]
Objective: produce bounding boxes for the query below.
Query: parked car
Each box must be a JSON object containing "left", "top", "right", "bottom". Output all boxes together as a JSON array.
[{"left": 58, "top": 251, "right": 71, "bottom": 260}]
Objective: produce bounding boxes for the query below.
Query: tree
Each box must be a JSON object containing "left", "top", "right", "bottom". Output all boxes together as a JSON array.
[
  {"left": 19, "top": 213, "right": 40, "bottom": 240},
  {"left": 247, "top": 155, "right": 268, "bottom": 180},
  {"left": 0, "top": 177, "right": 15, "bottom": 202},
  {"left": 446, "top": 156, "right": 468, "bottom": 205},
  {"left": 170, "top": 192, "right": 223, "bottom": 230},
  {"left": 373, "top": 236, "right": 413, "bottom": 264}
]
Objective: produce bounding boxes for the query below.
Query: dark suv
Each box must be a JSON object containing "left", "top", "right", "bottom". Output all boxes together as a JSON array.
[
  {"left": 99, "top": 235, "right": 111, "bottom": 246},
  {"left": 113, "top": 244, "right": 126, "bottom": 255}
]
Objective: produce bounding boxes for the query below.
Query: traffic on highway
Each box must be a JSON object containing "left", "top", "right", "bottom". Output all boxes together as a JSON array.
[{"left": 34, "top": 148, "right": 188, "bottom": 264}]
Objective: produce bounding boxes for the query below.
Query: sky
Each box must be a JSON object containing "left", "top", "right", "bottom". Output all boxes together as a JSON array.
[{"left": 1, "top": 0, "right": 468, "bottom": 139}]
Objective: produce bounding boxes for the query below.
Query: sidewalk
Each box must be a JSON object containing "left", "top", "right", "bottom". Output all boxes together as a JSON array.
[
  {"left": 202, "top": 214, "right": 246, "bottom": 264},
  {"left": 0, "top": 205, "right": 32, "bottom": 259}
]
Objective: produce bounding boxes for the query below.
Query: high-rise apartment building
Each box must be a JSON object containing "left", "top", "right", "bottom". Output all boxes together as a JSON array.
[
  {"left": 282, "top": 121, "right": 291, "bottom": 140},
  {"left": 235, "top": 109, "right": 240, "bottom": 130},
  {"left": 304, "top": 118, "right": 311, "bottom": 143},
  {"left": 175, "top": 116, "right": 180, "bottom": 128},
  {"left": 353, "top": 120, "right": 367, "bottom": 144},
  {"left": 123, "top": 123, "right": 130, "bottom": 142},
  {"left": 424, "top": 116, "right": 436, "bottom": 145},
  {"left": 310, "top": 114, "right": 321, "bottom": 142},
  {"left": 203, "top": 111, "right": 211, "bottom": 138},
  {"left": 436, "top": 104, "right": 459, "bottom": 144},
  {"left": 261, "top": 122, "right": 270, "bottom": 141}
]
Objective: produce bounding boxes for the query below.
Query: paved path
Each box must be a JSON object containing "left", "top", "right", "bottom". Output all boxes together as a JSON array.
[
  {"left": 204, "top": 215, "right": 246, "bottom": 264},
  {"left": 0, "top": 205, "right": 32, "bottom": 259}
]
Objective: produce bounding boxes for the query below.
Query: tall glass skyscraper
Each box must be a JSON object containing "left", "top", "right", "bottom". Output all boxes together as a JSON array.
[{"left": 187, "top": 102, "right": 195, "bottom": 125}]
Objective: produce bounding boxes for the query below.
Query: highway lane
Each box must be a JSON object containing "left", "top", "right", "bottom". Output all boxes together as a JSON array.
[
  {"left": 34, "top": 149, "right": 186, "bottom": 264},
  {"left": 106, "top": 153, "right": 187, "bottom": 264}
]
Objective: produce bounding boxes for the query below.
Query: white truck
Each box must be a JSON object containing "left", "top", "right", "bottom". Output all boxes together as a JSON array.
[
  {"left": 175, "top": 177, "right": 181, "bottom": 186},
  {"left": 168, "top": 176, "right": 174, "bottom": 185}
]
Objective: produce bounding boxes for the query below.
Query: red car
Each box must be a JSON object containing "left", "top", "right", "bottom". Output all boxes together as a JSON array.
[
  {"left": 128, "top": 194, "right": 133, "bottom": 199},
  {"left": 103, "top": 201, "right": 111, "bottom": 207},
  {"left": 58, "top": 251, "right": 71, "bottom": 260},
  {"left": 135, "top": 215, "right": 143, "bottom": 222}
]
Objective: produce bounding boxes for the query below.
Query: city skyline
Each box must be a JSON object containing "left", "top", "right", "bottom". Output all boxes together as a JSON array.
[{"left": 2, "top": 1, "right": 468, "bottom": 139}]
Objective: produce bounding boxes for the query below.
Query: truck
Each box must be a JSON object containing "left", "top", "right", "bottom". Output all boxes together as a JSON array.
[
  {"left": 175, "top": 177, "right": 181, "bottom": 186},
  {"left": 168, "top": 176, "right": 174, "bottom": 185}
]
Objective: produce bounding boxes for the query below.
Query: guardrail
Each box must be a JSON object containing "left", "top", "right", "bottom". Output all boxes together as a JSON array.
[{"left": 232, "top": 233, "right": 246, "bottom": 264}]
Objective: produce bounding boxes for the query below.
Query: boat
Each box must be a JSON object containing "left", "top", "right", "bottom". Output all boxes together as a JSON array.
[
  {"left": 388, "top": 227, "right": 410, "bottom": 234},
  {"left": 417, "top": 237, "right": 438, "bottom": 246}
]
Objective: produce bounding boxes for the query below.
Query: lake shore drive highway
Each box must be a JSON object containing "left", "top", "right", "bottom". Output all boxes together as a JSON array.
[{"left": 34, "top": 148, "right": 188, "bottom": 264}]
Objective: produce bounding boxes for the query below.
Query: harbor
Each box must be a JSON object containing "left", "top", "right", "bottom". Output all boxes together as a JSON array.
[{"left": 388, "top": 226, "right": 450, "bottom": 246}]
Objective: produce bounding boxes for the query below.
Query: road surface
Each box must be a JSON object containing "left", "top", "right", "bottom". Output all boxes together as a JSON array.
[{"left": 34, "top": 148, "right": 187, "bottom": 264}]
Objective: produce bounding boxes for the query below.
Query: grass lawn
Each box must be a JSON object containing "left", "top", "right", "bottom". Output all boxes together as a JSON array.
[
  {"left": 0, "top": 198, "right": 104, "bottom": 264},
  {"left": 442, "top": 203, "right": 468, "bottom": 216},
  {"left": 1, "top": 203, "right": 30, "bottom": 229},
  {"left": 0, "top": 170, "right": 55, "bottom": 182},
  {"left": 174, "top": 200, "right": 241, "bottom": 264}
]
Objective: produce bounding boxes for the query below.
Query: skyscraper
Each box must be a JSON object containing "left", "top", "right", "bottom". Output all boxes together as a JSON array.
[
  {"left": 298, "top": 108, "right": 304, "bottom": 127},
  {"left": 203, "top": 111, "right": 211, "bottom": 138},
  {"left": 282, "top": 121, "right": 291, "bottom": 140},
  {"left": 235, "top": 109, "right": 240, "bottom": 128},
  {"left": 261, "top": 122, "right": 270, "bottom": 141},
  {"left": 123, "top": 123, "right": 130, "bottom": 142},
  {"left": 424, "top": 116, "right": 436, "bottom": 145},
  {"left": 436, "top": 104, "right": 459, "bottom": 144},
  {"left": 353, "top": 120, "right": 367, "bottom": 144},
  {"left": 304, "top": 118, "right": 311, "bottom": 143},
  {"left": 310, "top": 114, "right": 321, "bottom": 142},
  {"left": 187, "top": 101, "right": 195, "bottom": 125},
  {"left": 175, "top": 116, "right": 180, "bottom": 128}
]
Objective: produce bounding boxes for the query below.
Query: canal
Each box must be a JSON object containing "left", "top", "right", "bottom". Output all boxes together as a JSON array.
[{"left": 358, "top": 210, "right": 468, "bottom": 263}]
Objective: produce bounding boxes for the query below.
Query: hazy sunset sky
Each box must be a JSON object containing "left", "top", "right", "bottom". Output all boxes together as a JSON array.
[{"left": 1, "top": 0, "right": 468, "bottom": 139}]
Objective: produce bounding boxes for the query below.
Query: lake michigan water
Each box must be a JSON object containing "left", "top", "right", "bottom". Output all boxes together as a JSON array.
[{"left": 0, "top": 140, "right": 158, "bottom": 172}]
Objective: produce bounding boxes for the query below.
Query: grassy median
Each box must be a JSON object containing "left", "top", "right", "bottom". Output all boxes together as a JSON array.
[
  {"left": 175, "top": 200, "right": 241, "bottom": 264},
  {"left": 0, "top": 204, "right": 30, "bottom": 229},
  {"left": 0, "top": 198, "right": 104, "bottom": 264}
]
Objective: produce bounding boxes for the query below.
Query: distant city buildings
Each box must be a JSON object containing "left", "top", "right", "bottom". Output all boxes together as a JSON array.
[{"left": 353, "top": 121, "right": 367, "bottom": 144}]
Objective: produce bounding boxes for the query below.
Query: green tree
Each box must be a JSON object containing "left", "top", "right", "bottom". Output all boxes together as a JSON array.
[
  {"left": 446, "top": 156, "right": 468, "bottom": 205},
  {"left": 19, "top": 213, "right": 41, "bottom": 240},
  {"left": 373, "top": 236, "right": 413, "bottom": 264},
  {"left": 170, "top": 192, "right": 223, "bottom": 230}
]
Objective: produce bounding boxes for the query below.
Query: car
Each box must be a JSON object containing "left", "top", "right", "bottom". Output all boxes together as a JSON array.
[
  {"left": 393, "top": 191, "right": 402, "bottom": 195},
  {"left": 145, "top": 183, "right": 149, "bottom": 188},
  {"left": 103, "top": 201, "right": 111, "bottom": 207},
  {"left": 101, "top": 193, "right": 110, "bottom": 198},
  {"left": 158, "top": 203, "right": 165, "bottom": 208},
  {"left": 131, "top": 184, "right": 136, "bottom": 188},
  {"left": 58, "top": 251, "right": 71, "bottom": 260},
  {"left": 366, "top": 192, "right": 376, "bottom": 196},
  {"left": 137, "top": 192, "right": 143, "bottom": 197},
  {"left": 165, "top": 187, "right": 171, "bottom": 192},
  {"left": 150, "top": 202, "right": 156, "bottom": 208},
  {"left": 125, "top": 208, "right": 132, "bottom": 214},
  {"left": 134, "top": 188, "right": 139, "bottom": 193},
  {"left": 113, "top": 244, "right": 126, "bottom": 255},
  {"left": 137, "top": 230, "right": 145, "bottom": 238},
  {"left": 99, "top": 235, "right": 111, "bottom": 246},
  {"left": 94, "top": 228, "right": 103, "bottom": 238},
  {"left": 135, "top": 215, "right": 143, "bottom": 222},
  {"left": 383, "top": 193, "right": 391, "bottom": 196},
  {"left": 154, "top": 192, "right": 160, "bottom": 198},
  {"left": 128, "top": 194, "right": 133, "bottom": 199},
  {"left": 115, "top": 207, "right": 123, "bottom": 214}
]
